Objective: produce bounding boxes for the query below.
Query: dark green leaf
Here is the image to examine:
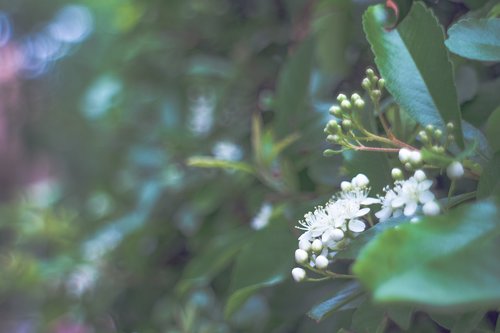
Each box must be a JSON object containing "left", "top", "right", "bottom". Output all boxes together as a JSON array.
[
  {"left": 451, "top": 310, "right": 486, "bottom": 333},
  {"left": 462, "top": 78, "right": 500, "bottom": 128},
  {"left": 363, "top": 2, "right": 464, "bottom": 147},
  {"left": 225, "top": 218, "right": 296, "bottom": 318},
  {"left": 274, "top": 38, "right": 314, "bottom": 136},
  {"left": 478, "top": 153, "right": 500, "bottom": 199},
  {"left": 485, "top": 107, "right": 500, "bottom": 153},
  {"left": 176, "top": 228, "right": 251, "bottom": 295},
  {"left": 307, "top": 281, "right": 365, "bottom": 322},
  {"left": 351, "top": 300, "right": 386, "bottom": 333},
  {"left": 445, "top": 18, "right": 500, "bottom": 61},
  {"left": 353, "top": 200, "right": 500, "bottom": 308},
  {"left": 387, "top": 305, "right": 414, "bottom": 330}
]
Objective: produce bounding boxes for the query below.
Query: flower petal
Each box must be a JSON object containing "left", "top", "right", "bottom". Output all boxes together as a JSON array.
[
  {"left": 419, "top": 190, "right": 435, "bottom": 204},
  {"left": 355, "top": 207, "right": 371, "bottom": 217},
  {"left": 348, "top": 219, "right": 366, "bottom": 233},
  {"left": 362, "top": 197, "right": 380, "bottom": 205},
  {"left": 404, "top": 201, "right": 418, "bottom": 216}
]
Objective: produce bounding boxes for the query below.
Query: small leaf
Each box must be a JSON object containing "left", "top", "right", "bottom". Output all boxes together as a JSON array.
[
  {"left": 445, "top": 18, "right": 500, "bottom": 61},
  {"left": 353, "top": 200, "right": 500, "bottom": 309},
  {"left": 307, "top": 281, "right": 365, "bottom": 322},
  {"left": 363, "top": 2, "right": 464, "bottom": 147},
  {"left": 187, "top": 156, "right": 255, "bottom": 174}
]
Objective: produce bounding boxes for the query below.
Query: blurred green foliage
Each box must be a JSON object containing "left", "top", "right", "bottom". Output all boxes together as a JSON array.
[{"left": 0, "top": 0, "right": 499, "bottom": 332}]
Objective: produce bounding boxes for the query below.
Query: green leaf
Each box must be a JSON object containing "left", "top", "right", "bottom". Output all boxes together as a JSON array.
[
  {"left": 478, "top": 152, "right": 500, "bottom": 199},
  {"left": 274, "top": 38, "right": 314, "bottom": 136},
  {"left": 187, "top": 156, "right": 255, "bottom": 174},
  {"left": 462, "top": 78, "right": 500, "bottom": 128},
  {"left": 351, "top": 300, "right": 387, "bottom": 333},
  {"left": 363, "top": 2, "right": 464, "bottom": 147},
  {"left": 485, "top": 107, "right": 500, "bottom": 153},
  {"left": 451, "top": 310, "right": 486, "bottom": 333},
  {"left": 353, "top": 200, "right": 500, "bottom": 308},
  {"left": 445, "top": 18, "right": 500, "bottom": 62},
  {"left": 307, "top": 281, "right": 365, "bottom": 322},
  {"left": 336, "top": 216, "right": 409, "bottom": 260},
  {"left": 225, "top": 218, "right": 296, "bottom": 318},
  {"left": 387, "top": 305, "right": 414, "bottom": 330},
  {"left": 176, "top": 228, "right": 250, "bottom": 295}
]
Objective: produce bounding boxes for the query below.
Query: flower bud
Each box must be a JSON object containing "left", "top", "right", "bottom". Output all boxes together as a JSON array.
[
  {"left": 423, "top": 201, "right": 440, "bottom": 216},
  {"left": 370, "top": 90, "right": 381, "bottom": 100},
  {"left": 292, "top": 267, "right": 306, "bottom": 282},
  {"left": 446, "top": 161, "right": 464, "bottom": 180},
  {"left": 326, "top": 135, "right": 340, "bottom": 143},
  {"left": 340, "top": 181, "right": 352, "bottom": 192},
  {"left": 425, "top": 124, "right": 434, "bottom": 134},
  {"left": 377, "top": 78, "right": 385, "bottom": 90},
  {"left": 409, "top": 150, "right": 422, "bottom": 165},
  {"left": 446, "top": 122, "right": 455, "bottom": 130},
  {"left": 329, "top": 105, "right": 342, "bottom": 117},
  {"left": 354, "top": 99, "right": 365, "bottom": 109},
  {"left": 326, "top": 120, "right": 340, "bottom": 134},
  {"left": 404, "top": 162, "right": 413, "bottom": 170},
  {"left": 418, "top": 131, "right": 429, "bottom": 143},
  {"left": 352, "top": 173, "right": 369, "bottom": 188},
  {"left": 366, "top": 68, "right": 375, "bottom": 78},
  {"left": 311, "top": 239, "right": 323, "bottom": 253},
  {"left": 337, "top": 94, "right": 347, "bottom": 102},
  {"left": 340, "top": 100, "right": 352, "bottom": 110},
  {"left": 398, "top": 148, "right": 411, "bottom": 163},
  {"left": 315, "top": 255, "right": 329, "bottom": 270},
  {"left": 295, "top": 249, "right": 309, "bottom": 264},
  {"left": 391, "top": 168, "right": 403, "bottom": 180},
  {"left": 361, "top": 78, "right": 371, "bottom": 90},
  {"left": 434, "top": 129, "right": 443, "bottom": 139},
  {"left": 447, "top": 134, "right": 455, "bottom": 142},
  {"left": 414, "top": 169, "right": 426, "bottom": 182},
  {"left": 341, "top": 119, "right": 352, "bottom": 130},
  {"left": 298, "top": 240, "right": 311, "bottom": 251},
  {"left": 330, "top": 228, "right": 344, "bottom": 241}
]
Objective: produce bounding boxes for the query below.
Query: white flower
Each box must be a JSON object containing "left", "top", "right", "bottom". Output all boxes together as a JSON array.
[
  {"left": 375, "top": 170, "right": 436, "bottom": 221},
  {"left": 291, "top": 267, "right": 306, "bottom": 282},
  {"left": 398, "top": 148, "right": 411, "bottom": 163},
  {"left": 298, "top": 239, "right": 311, "bottom": 251},
  {"left": 447, "top": 161, "right": 464, "bottom": 180},
  {"left": 250, "top": 202, "right": 273, "bottom": 230}
]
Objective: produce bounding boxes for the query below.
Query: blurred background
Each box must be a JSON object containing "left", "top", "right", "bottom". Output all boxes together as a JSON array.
[{"left": 0, "top": 0, "right": 491, "bottom": 332}]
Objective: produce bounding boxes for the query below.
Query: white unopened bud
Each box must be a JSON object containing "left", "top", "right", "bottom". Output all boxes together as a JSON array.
[
  {"left": 423, "top": 201, "right": 440, "bottom": 216},
  {"left": 398, "top": 148, "right": 411, "bottom": 163},
  {"left": 292, "top": 267, "right": 306, "bottom": 282},
  {"left": 391, "top": 168, "right": 403, "bottom": 180},
  {"left": 414, "top": 169, "right": 426, "bottom": 182},
  {"left": 315, "top": 255, "right": 329, "bottom": 270},
  {"left": 340, "top": 181, "right": 352, "bottom": 192},
  {"left": 340, "top": 100, "right": 352, "bottom": 110},
  {"left": 311, "top": 239, "right": 323, "bottom": 253},
  {"left": 298, "top": 239, "right": 311, "bottom": 251},
  {"left": 352, "top": 174, "right": 369, "bottom": 188},
  {"left": 409, "top": 150, "right": 422, "bottom": 165},
  {"left": 295, "top": 249, "right": 308, "bottom": 264},
  {"left": 446, "top": 161, "right": 464, "bottom": 180},
  {"left": 330, "top": 229, "right": 344, "bottom": 241},
  {"left": 354, "top": 99, "right": 365, "bottom": 109}
]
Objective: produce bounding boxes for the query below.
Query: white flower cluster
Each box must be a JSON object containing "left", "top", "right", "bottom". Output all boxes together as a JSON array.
[
  {"left": 292, "top": 169, "right": 442, "bottom": 282},
  {"left": 376, "top": 169, "right": 440, "bottom": 221},
  {"left": 292, "top": 174, "right": 378, "bottom": 281}
]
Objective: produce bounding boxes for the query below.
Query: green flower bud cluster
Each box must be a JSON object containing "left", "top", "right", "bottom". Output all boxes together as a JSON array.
[
  {"left": 323, "top": 92, "right": 367, "bottom": 156},
  {"left": 417, "top": 122, "right": 456, "bottom": 154},
  {"left": 362, "top": 68, "right": 385, "bottom": 105}
]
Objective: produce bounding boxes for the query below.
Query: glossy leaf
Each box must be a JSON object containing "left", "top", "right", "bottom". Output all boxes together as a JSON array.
[
  {"left": 363, "top": 2, "right": 464, "bottom": 147},
  {"left": 307, "top": 281, "right": 365, "bottom": 322},
  {"left": 445, "top": 18, "right": 500, "bottom": 61},
  {"left": 353, "top": 200, "right": 500, "bottom": 308}
]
